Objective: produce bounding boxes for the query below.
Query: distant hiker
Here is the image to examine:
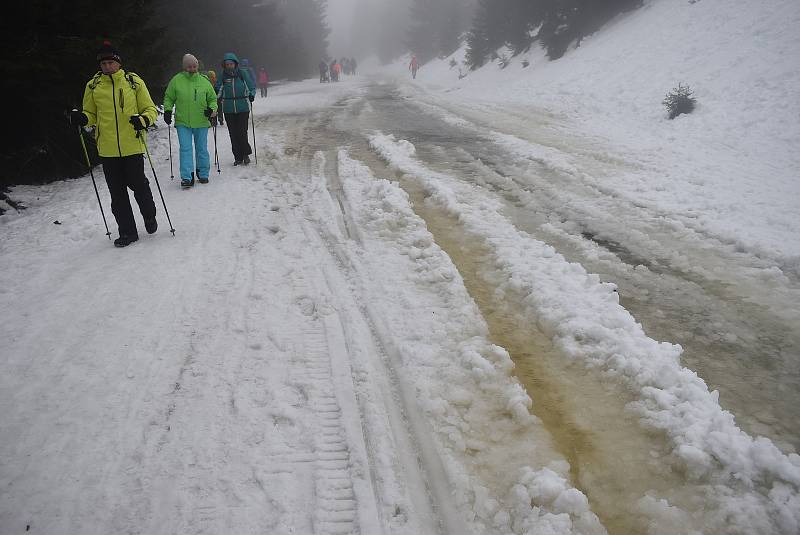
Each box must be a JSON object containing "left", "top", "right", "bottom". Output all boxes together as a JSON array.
[
  {"left": 240, "top": 58, "right": 256, "bottom": 88},
  {"left": 409, "top": 55, "right": 419, "bottom": 79},
  {"left": 319, "top": 60, "right": 329, "bottom": 83},
  {"left": 162, "top": 53, "right": 218, "bottom": 188},
  {"left": 350, "top": 57, "right": 357, "bottom": 75},
  {"left": 208, "top": 70, "right": 223, "bottom": 125},
  {"left": 258, "top": 67, "right": 269, "bottom": 98},
  {"left": 215, "top": 52, "right": 256, "bottom": 166},
  {"left": 69, "top": 41, "right": 158, "bottom": 247},
  {"left": 329, "top": 59, "right": 338, "bottom": 82}
]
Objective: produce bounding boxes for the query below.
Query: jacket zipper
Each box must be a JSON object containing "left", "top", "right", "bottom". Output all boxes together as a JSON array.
[{"left": 111, "top": 75, "right": 123, "bottom": 156}]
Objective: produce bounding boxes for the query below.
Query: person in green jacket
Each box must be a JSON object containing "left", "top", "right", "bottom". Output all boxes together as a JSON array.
[
  {"left": 69, "top": 41, "right": 158, "bottom": 247},
  {"left": 163, "top": 54, "right": 218, "bottom": 188}
]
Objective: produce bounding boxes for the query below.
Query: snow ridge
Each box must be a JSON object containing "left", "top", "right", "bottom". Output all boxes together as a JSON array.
[{"left": 368, "top": 132, "right": 800, "bottom": 534}]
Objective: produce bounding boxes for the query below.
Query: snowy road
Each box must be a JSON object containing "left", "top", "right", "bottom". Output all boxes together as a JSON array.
[{"left": 1, "top": 76, "right": 798, "bottom": 534}]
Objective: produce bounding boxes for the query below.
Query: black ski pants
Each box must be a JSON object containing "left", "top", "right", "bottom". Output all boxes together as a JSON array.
[
  {"left": 224, "top": 111, "right": 252, "bottom": 162},
  {"left": 101, "top": 154, "right": 156, "bottom": 237}
]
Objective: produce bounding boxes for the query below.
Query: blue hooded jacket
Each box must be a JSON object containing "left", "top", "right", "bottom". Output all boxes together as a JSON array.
[{"left": 215, "top": 52, "right": 255, "bottom": 114}]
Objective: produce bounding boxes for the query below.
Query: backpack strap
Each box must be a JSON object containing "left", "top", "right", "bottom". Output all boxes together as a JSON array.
[
  {"left": 125, "top": 72, "right": 140, "bottom": 91},
  {"left": 87, "top": 71, "right": 139, "bottom": 91},
  {"left": 87, "top": 72, "right": 103, "bottom": 91}
]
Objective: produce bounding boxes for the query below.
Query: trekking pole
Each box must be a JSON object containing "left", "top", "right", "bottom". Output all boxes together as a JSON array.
[
  {"left": 75, "top": 120, "right": 111, "bottom": 240},
  {"left": 167, "top": 122, "right": 174, "bottom": 180},
  {"left": 140, "top": 130, "right": 176, "bottom": 236},
  {"left": 249, "top": 100, "right": 258, "bottom": 165},
  {"left": 213, "top": 122, "right": 220, "bottom": 174}
]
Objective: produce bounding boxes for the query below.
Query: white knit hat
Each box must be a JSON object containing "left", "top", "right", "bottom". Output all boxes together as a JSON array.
[{"left": 182, "top": 53, "right": 199, "bottom": 69}]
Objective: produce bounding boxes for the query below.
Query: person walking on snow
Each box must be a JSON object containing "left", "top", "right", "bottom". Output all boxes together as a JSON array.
[
  {"left": 329, "top": 59, "right": 338, "bottom": 82},
  {"left": 240, "top": 58, "right": 256, "bottom": 88},
  {"left": 409, "top": 54, "right": 419, "bottom": 79},
  {"left": 162, "top": 53, "right": 218, "bottom": 188},
  {"left": 215, "top": 52, "right": 256, "bottom": 166},
  {"left": 319, "top": 60, "right": 329, "bottom": 83},
  {"left": 257, "top": 67, "right": 269, "bottom": 98},
  {"left": 69, "top": 41, "right": 158, "bottom": 248}
]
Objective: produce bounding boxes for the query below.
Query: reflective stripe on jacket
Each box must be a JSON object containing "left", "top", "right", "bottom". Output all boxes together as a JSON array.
[{"left": 215, "top": 69, "right": 255, "bottom": 114}]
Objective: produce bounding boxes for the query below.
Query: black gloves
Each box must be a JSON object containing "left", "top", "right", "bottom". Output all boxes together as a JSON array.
[
  {"left": 204, "top": 107, "right": 213, "bottom": 118},
  {"left": 210, "top": 116, "right": 218, "bottom": 127},
  {"left": 164, "top": 111, "right": 172, "bottom": 125},
  {"left": 69, "top": 110, "right": 88, "bottom": 127},
  {"left": 248, "top": 94, "right": 255, "bottom": 103},
  {"left": 129, "top": 115, "right": 149, "bottom": 131}
]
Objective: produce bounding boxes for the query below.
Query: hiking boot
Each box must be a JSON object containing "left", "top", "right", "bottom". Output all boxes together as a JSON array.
[
  {"left": 181, "top": 177, "right": 194, "bottom": 189},
  {"left": 114, "top": 234, "right": 139, "bottom": 248},
  {"left": 233, "top": 160, "right": 242, "bottom": 166},
  {"left": 243, "top": 156, "right": 251, "bottom": 165},
  {"left": 145, "top": 217, "right": 158, "bottom": 234},
  {"left": 198, "top": 177, "right": 209, "bottom": 184}
]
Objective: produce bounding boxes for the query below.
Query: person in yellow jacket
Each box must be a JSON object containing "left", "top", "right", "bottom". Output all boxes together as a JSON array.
[{"left": 69, "top": 42, "right": 158, "bottom": 247}]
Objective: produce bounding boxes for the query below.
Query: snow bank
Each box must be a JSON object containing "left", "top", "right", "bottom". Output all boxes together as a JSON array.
[
  {"left": 369, "top": 132, "right": 800, "bottom": 534},
  {"left": 335, "top": 150, "right": 606, "bottom": 534}
]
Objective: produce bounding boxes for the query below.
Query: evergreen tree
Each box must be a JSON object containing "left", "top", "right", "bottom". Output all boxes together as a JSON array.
[
  {"left": 466, "top": 0, "right": 643, "bottom": 66},
  {"left": 408, "top": 0, "right": 475, "bottom": 63},
  {"left": 407, "top": 0, "right": 440, "bottom": 63},
  {"left": 0, "top": 0, "right": 168, "bottom": 186},
  {"left": 466, "top": 0, "right": 493, "bottom": 69}
]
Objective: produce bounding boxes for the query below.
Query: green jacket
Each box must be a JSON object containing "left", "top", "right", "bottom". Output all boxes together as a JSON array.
[
  {"left": 81, "top": 69, "right": 157, "bottom": 157},
  {"left": 163, "top": 71, "right": 218, "bottom": 129}
]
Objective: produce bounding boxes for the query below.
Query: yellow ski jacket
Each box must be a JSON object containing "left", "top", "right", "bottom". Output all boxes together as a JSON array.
[{"left": 81, "top": 69, "right": 158, "bottom": 157}]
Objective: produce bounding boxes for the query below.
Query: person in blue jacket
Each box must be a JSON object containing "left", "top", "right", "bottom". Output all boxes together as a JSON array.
[
  {"left": 240, "top": 58, "right": 257, "bottom": 88},
  {"left": 215, "top": 52, "right": 256, "bottom": 165}
]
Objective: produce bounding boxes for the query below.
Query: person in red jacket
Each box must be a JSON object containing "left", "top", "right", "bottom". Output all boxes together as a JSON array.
[
  {"left": 258, "top": 67, "right": 269, "bottom": 98},
  {"left": 409, "top": 54, "right": 419, "bottom": 79}
]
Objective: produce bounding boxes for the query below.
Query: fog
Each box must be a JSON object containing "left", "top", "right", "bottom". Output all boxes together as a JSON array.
[
  {"left": 327, "top": 0, "right": 475, "bottom": 64},
  {"left": 327, "top": 0, "right": 413, "bottom": 61}
]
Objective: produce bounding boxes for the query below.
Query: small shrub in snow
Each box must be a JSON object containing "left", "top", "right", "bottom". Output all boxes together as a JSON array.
[
  {"left": 663, "top": 83, "right": 697, "bottom": 119},
  {"left": 522, "top": 59, "right": 530, "bottom": 68},
  {"left": 499, "top": 54, "right": 510, "bottom": 69},
  {"left": 449, "top": 58, "right": 458, "bottom": 69}
]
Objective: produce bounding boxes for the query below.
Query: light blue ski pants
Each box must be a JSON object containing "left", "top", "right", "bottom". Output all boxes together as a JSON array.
[{"left": 176, "top": 125, "right": 210, "bottom": 180}]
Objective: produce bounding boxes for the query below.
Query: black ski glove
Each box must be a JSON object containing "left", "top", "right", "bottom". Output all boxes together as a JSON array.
[
  {"left": 69, "top": 110, "right": 88, "bottom": 127},
  {"left": 248, "top": 94, "right": 255, "bottom": 103},
  {"left": 210, "top": 116, "right": 218, "bottom": 127},
  {"left": 204, "top": 107, "right": 213, "bottom": 118},
  {"left": 163, "top": 111, "right": 172, "bottom": 125},
  {"left": 129, "top": 115, "right": 149, "bottom": 131}
]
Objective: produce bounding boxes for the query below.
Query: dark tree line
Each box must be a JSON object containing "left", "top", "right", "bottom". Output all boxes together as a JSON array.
[
  {"left": 1, "top": 0, "right": 328, "bottom": 187},
  {"left": 466, "top": 0, "right": 643, "bottom": 69},
  {"left": 407, "top": 0, "right": 476, "bottom": 63}
]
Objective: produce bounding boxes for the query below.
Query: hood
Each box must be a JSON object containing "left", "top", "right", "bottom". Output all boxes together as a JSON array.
[{"left": 223, "top": 52, "right": 240, "bottom": 65}]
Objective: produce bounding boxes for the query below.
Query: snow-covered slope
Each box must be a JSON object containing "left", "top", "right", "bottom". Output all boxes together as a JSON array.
[{"left": 400, "top": 0, "right": 800, "bottom": 270}]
